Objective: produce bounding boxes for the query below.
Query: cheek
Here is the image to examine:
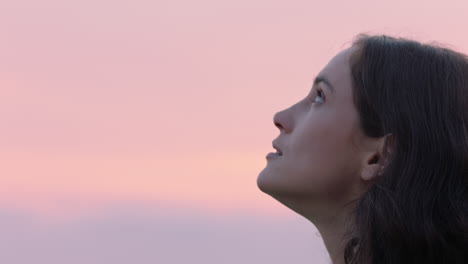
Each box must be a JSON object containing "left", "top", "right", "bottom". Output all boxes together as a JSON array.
[
  {"left": 286, "top": 119, "right": 356, "bottom": 194},
  {"left": 290, "top": 115, "right": 341, "bottom": 169}
]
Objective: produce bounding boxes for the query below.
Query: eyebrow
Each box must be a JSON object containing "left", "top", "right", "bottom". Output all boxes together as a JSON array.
[{"left": 313, "top": 75, "right": 335, "bottom": 94}]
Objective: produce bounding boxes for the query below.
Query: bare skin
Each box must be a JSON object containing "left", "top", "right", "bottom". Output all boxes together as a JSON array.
[{"left": 257, "top": 46, "right": 391, "bottom": 264}]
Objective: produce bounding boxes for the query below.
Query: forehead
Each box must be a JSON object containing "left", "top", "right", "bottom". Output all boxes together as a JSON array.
[
  {"left": 322, "top": 47, "right": 364, "bottom": 144},
  {"left": 316, "top": 47, "right": 354, "bottom": 100},
  {"left": 319, "top": 48, "right": 352, "bottom": 84}
]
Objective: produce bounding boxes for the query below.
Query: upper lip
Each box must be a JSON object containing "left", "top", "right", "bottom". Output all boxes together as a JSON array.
[{"left": 272, "top": 141, "right": 283, "bottom": 155}]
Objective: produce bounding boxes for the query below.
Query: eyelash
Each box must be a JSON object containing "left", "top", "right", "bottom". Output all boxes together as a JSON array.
[{"left": 311, "top": 88, "right": 325, "bottom": 104}]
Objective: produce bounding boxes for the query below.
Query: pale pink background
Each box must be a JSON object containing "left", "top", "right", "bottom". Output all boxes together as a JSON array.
[{"left": 1, "top": 0, "right": 467, "bottom": 263}]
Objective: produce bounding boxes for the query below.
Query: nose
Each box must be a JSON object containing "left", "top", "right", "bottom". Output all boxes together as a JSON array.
[
  {"left": 273, "top": 110, "right": 290, "bottom": 133},
  {"left": 274, "top": 114, "right": 283, "bottom": 130}
]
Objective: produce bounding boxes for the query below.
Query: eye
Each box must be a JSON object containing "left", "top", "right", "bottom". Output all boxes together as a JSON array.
[{"left": 311, "top": 88, "right": 325, "bottom": 104}]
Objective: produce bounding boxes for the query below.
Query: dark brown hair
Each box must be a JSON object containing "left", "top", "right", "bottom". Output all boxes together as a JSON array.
[{"left": 342, "top": 34, "right": 468, "bottom": 264}]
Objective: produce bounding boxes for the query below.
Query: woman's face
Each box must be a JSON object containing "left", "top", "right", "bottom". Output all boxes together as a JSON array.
[{"left": 257, "top": 46, "right": 372, "bottom": 205}]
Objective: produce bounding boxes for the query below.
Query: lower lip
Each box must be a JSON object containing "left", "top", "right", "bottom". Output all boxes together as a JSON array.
[{"left": 266, "top": 152, "right": 282, "bottom": 159}]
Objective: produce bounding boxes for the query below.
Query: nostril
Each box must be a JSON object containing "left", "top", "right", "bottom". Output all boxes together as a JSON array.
[
  {"left": 273, "top": 111, "right": 288, "bottom": 132},
  {"left": 274, "top": 121, "right": 283, "bottom": 129}
]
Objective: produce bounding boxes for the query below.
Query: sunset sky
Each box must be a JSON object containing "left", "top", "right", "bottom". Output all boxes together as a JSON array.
[{"left": 1, "top": 0, "right": 467, "bottom": 263}]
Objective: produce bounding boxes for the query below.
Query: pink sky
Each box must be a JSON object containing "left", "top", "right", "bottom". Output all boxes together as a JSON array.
[{"left": 1, "top": 0, "right": 467, "bottom": 263}]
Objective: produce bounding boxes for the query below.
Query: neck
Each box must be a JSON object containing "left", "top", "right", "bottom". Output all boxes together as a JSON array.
[
  {"left": 304, "top": 204, "right": 354, "bottom": 264},
  {"left": 317, "top": 220, "right": 347, "bottom": 264},
  {"left": 268, "top": 194, "right": 357, "bottom": 264}
]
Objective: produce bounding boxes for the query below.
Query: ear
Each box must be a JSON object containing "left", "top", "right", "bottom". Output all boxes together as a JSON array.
[{"left": 360, "top": 133, "right": 393, "bottom": 182}]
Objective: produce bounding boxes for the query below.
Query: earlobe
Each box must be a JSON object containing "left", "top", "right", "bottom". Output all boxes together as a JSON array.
[
  {"left": 361, "top": 162, "right": 382, "bottom": 181},
  {"left": 359, "top": 133, "right": 394, "bottom": 182}
]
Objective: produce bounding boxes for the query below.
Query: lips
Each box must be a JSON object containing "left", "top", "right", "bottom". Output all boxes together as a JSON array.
[{"left": 272, "top": 141, "right": 283, "bottom": 156}]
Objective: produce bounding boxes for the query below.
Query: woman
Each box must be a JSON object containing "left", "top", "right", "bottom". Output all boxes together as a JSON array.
[{"left": 257, "top": 34, "right": 468, "bottom": 264}]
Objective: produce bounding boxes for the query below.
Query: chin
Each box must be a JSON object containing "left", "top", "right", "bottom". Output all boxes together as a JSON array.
[
  {"left": 256, "top": 170, "right": 270, "bottom": 193},
  {"left": 257, "top": 169, "right": 292, "bottom": 196},
  {"left": 256, "top": 169, "right": 279, "bottom": 195}
]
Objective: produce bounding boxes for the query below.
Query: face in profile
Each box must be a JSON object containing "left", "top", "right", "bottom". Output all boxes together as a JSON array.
[{"left": 257, "top": 46, "right": 380, "bottom": 211}]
